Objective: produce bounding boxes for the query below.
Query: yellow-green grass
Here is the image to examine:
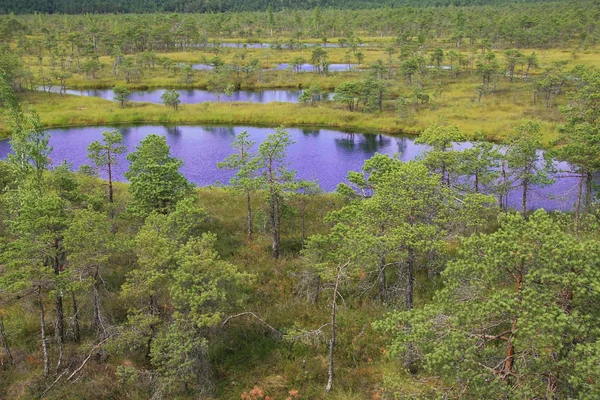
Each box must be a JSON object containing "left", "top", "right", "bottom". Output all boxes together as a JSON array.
[
  {"left": 30, "top": 68, "right": 362, "bottom": 90},
  {"left": 4, "top": 85, "right": 564, "bottom": 144},
  {"left": 22, "top": 42, "right": 600, "bottom": 72},
  {"left": 5, "top": 91, "right": 407, "bottom": 135}
]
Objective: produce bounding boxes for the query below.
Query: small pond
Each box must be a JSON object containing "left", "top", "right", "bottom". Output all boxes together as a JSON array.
[{"left": 39, "top": 87, "right": 331, "bottom": 104}]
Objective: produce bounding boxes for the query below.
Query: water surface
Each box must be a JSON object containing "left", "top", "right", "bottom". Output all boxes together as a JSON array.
[
  {"left": 39, "top": 88, "right": 327, "bottom": 104},
  {"left": 190, "top": 63, "right": 358, "bottom": 72},
  {"left": 271, "top": 63, "right": 358, "bottom": 72},
  {"left": 186, "top": 42, "right": 370, "bottom": 49},
  {"left": 0, "top": 125, "right": 583, "bottom": 211}
]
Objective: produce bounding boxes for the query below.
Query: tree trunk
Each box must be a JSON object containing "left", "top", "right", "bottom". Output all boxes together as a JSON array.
[
  {"left": 521, "top": 179, "right": 528, "bottom": 216},
  {"left": 55, "top": 293, "right": 64, "bottom": 345},
  {"left": 379, "top": 256, "right": 387, "bottom": 302},
  {"left": 499, "top": 160, "right": 508, "bottom": 210},
  {"left": 325, "top": 266, "right": 341, "bottom": 393},
  {"left": 406, "top": 247, "right": 415, "bottom": 311},
  {"left": 52, "top": 240, "right": 65, "bottom": 344},
  {"left": 503, "top": 277, "right": 522, "bottom": 382},
  {"left": 55, "top": 325, "right": 63, "bottom": 372},
  {"left": 108, "top": 152, "right": 114, "bottom": 203},
  {"left": 270, "top": 194, "right": 279, "bottom": 259},
  {"left": 71, "top": 291, "right": 80, "bottom": 343},
  {"left": 93, "top": 273, "right": 106, "bottom": 338},
  {"left": 269, "top": 173, "right": 280, "bottom": 259},
  {"left": 246, "top": 190, "right": 253, "bottom": 238},
  {"left": 441, "top": 163, "right": 447, "bottom": 187},
  {"left": 146, "top": 295, "right": 159, "bottom": 359},
  {"left": 585, "top": 170, "right": 593, "bottom": 213},
  {"left": 503, "top": 315, "right": 518, "bottom": 382},
  {"left": 312, "top": 275, "right": 321, "bottom": 305},
  {"left": 301, "top": 200, "right": 307, "bottom": 249},
  {"left": 0, "top": 316, "right": 14, "bottom": 368},
  {"left": 38, "top": 287, "right": 49, "bottom": 378},
  {"left": 575, "top": 172, "right": 584, "bottom": 226}
]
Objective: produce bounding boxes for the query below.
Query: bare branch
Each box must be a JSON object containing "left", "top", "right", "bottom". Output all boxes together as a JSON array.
[
  {"left": 66, "top": 335, "right": 114, "bottom": 382},
  {"left": 40, "top": 368, "right": 70, "bottom": 398},
  {"left": 222, "top": 312, "right": 282, "bottom": 339}
]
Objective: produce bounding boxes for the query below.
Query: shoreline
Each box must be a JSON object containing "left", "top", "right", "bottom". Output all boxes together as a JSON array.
[{"left": 1, "top": 92, "right": 560, "bottom": 145}]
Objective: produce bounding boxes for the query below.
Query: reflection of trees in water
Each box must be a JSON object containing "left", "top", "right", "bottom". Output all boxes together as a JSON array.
[
  {"left": 179, "top": 89, "right": 196, "bottom": 103},
  {"left": 165, "top": 126, "right": 183, "bottom": 136},
  {"left": 395, "top": 137, "right": 408, "bottom": 156},
  {"left": 301, "top": 128, "right": 320, "bottom": 137},
  {"left": 251, "top": 91, "right": 265, "bottom": 103},
  {"left": 203, "top": 126, "right": 236, "bottom": 138},
  {"left": 117, "top": 126, "right": 134, "bottom": 137},
  {"left": 334, "top": 133, "right": 391, "bottom": 154},
  {"left": 334, "top": 134, "right": 356, "bottom": 152},
  {"left": 361, "top": 134, "right": 391, "bottom": 153},
  {"left": 90, "top": 89, "right": 111, "bottom": 99}
]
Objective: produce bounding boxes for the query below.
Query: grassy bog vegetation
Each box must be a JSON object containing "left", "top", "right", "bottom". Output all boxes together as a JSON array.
[{"left": 1, "top": 1, "right": 600, "bottom": 399}]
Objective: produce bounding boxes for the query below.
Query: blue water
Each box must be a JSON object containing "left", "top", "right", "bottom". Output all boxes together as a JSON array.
[
  {"left": 38, "top": 88, "right": 329, "bottom": 104},
  {"left": 186, "top": 42, "right": 370, "bottom": 49},
  {"left": 270, "top": 63, "right": 358, "bottom": 72},
  {"left": 0, "top": 125, "right": 582, "bottom": 211},
  {"left": 189, "top": 63, "right": 359, "bottom": 72}
]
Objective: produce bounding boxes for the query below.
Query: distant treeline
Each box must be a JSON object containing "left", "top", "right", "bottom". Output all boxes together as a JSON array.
[{"left": 1, "top": 0, "right": 563, "bottom": 14}]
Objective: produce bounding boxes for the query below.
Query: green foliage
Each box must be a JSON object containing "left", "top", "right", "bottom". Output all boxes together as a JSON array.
[
  {"left": 376, "top": 211, "right": 600, "bottom": 398},
  {"left": 310, "top": 47, "right": 329, "bottom": 75},
  {"left": 2, "top": 3, "right": 600, "bottom": 394},
  {"left": 1, "top": 181, "right": 70, "bottom": 304},
  {"left": 150, "top": 320, "right": 212, "bottom": 395},
  {"left": 256, "top": 127, "right": 299, "bottom": 258},
  {"left": 218, "top": 131, "right": 260, "bottom": 236},
  {"left": 333, "top": 81, "right": 360, "bottom": 112},
  {"left": 64, "top": 208, "right": 114, "bottom": 280},
  {"left": 113, "top": 85, "right": 131, "bottom": 108},
  {"left": 504, "top": 120, "right": 554, "bottom": 213},
  {"left": 207, "top": 72, "right": 231, "bottom": 100},
  {"left": 298, "top": 83, "right": 324, "bottom": 106},
  {"left": 312, "top": 158, "right": 450, "bottom": 305},
  {"left": 0, "top": 46, "right": 23, "bottom": 89},
  {"left": 400, "top": 58, "right": 419, "bottom": 84},
  {"left": 171, "top": 233, "right": 252, "bottom": 328},
  {"left": 7, "top": 105, "right": 51, "bottom": 186},
  {"left": 124, "top": 134, "right": 193, "bottom": 217},
  {"left": 218, "top": 131, "right": 259, "bottom": 190},
  {"left": 415, "top": 124, "right": 466, "bottom": 186},
  {"left": 456, "top": 138, "right": 502, "bottom": 194},
  {"left": 333, "top": 78, "right": 386, "bottom": 113},
  {"left": 87, "top": 130, "right": 126, "bottom": 203},
  {"left": 161, "top": 89, "right": 180, "bottom": 110},
  {"left": 553, "top": 69, "right": 600, "bottom": 215},
  {"left": 148, "top": 232, "right": 251, "bottom": 394},
  {"left": 336, "top": 152, "right": 402, "bottom": 198},
  {"left": 88, "top": 130, "right": 126, "bottom": 172}
]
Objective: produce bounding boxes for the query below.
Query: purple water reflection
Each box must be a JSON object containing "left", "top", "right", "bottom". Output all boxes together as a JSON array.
[
  {"left": 38, "top": 87, "right": 327, "bottom": 104},
  {"left": 0, "top": 125, "right": 584, "bottom": 211}
]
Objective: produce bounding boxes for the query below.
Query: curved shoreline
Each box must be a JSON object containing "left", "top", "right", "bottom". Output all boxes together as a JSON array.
[
  {"left": 2, "top": 92, "right": 417, "bottom": 137},
  {"left": 1, "top": 91, "right": 560, "bottom": 146}
]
